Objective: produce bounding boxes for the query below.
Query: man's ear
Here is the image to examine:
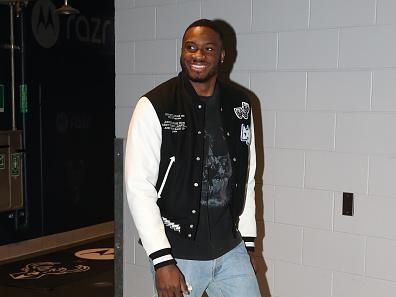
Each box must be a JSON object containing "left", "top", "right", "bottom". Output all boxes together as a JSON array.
[{"left": 221, "top": 50, "right": 225, "bottom": 63}]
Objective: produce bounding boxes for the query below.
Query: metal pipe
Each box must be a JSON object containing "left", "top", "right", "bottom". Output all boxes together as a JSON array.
[
  {"left": 114, "top": 138, "right": 124, "bottom": 297},
  {"left": 9, "top": 2, "right": 16, "bottom": 130},
  {"left": 20, "top": 4, "right": 29, "bottom": 228},
  {"left": 39, "top": 84, "right": 44, "bottom": 235}
]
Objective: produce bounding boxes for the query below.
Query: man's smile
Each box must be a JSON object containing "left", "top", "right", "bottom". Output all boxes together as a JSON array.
[{"left": 190, "top": 63, "right": 208, "bottom": 71}]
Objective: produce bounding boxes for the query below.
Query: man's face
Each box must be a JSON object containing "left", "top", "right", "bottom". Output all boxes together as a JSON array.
[{"left": 181, "top": 26, "right": 224, "bottom": 84}]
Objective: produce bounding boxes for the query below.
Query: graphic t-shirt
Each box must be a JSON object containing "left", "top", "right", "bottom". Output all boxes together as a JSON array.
[{"left": 168, "top": 86, "right": 242, "bottom": 260}]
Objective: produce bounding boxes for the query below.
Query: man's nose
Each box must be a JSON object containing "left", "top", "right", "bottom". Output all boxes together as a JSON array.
[{"left": 192, "top": 48, "right": 205, "bottom": 60}]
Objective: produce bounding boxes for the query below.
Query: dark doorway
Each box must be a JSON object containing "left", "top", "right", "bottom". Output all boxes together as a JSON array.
[{"left": 0, "top": 0, "right": 115, "bottom": 245}]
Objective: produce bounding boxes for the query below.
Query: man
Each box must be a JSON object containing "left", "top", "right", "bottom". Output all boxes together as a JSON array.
[{"left": 125, "top": 19, "right": 260, "bottom": 297}]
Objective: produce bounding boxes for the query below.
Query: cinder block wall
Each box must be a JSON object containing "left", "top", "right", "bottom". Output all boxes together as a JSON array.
[{"left": 115, "top": 1, "right": 396, "bottom": 296}]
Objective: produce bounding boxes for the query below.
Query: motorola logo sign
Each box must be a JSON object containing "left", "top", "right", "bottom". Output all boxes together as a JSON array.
[{"left": 31, "top": 0, "right": 60, "bottom": 48}]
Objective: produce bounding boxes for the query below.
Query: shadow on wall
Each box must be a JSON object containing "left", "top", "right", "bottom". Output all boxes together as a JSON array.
[{"left": 214, "top": 19, "right": 270, "bottom": 297}]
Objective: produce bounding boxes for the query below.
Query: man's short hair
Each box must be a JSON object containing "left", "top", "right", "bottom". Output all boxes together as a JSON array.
[{"left": 184, "top": 19, "right": 224, "bottom": 44}]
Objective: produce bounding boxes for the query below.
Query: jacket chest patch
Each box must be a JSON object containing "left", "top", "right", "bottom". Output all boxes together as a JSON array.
[
  {"left": 234, "top": 102, "right": 249, "bottom": 119},
  {"left": 162, "top": 113, "right": 187, "bottom": 133},
  {"left": 240, "top": 124, "right": 251, "bottom": 145}
]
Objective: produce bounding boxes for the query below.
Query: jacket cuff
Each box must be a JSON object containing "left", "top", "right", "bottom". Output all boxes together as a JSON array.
[
  {"left": 149, "top": 248, "right": 176, "bottom": 271},
  {"left": 243, "top": 237, "right": 255, "bottom": 252}
]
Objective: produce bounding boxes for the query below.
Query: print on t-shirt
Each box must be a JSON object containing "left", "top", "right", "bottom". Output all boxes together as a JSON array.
[{"left": 201, "top": 127, "right": 232, "bottom": 208}]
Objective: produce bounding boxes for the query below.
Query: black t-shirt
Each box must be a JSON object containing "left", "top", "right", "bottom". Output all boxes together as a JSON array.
[{"left": 168, "top": 86, "right": 242, "bottom": 260}]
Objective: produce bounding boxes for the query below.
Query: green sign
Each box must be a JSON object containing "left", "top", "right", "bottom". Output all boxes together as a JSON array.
[
  {"left": 19, "top": 84, "right": 28, "bottom": 113},
  {"left": 0, "top": 154, "right": 5, "bottom": 170},
  {"left": 0, "top": 84, "right": 4, "bottom": 112},
  {"left": 11, "top": 153, "right": 20, "bottom": 176}
]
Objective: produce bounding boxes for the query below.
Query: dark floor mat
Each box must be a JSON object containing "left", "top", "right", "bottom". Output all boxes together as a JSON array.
[{"left": 0, "top": 236, "right": 114, "bottom": 296}]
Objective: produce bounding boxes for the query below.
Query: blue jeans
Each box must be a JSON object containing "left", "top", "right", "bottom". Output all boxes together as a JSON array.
[{"left": 158, "top": 241, "right": 261, "bottom": 297}]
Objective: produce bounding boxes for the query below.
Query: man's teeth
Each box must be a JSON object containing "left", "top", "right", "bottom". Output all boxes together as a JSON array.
[{"left": 191, "top": 64, "right": 206, "bottom": 70}]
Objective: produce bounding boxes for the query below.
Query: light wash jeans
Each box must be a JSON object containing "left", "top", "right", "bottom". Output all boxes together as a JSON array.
[{"left": 153, "top": 241, "right": 261, "bottom": 297}]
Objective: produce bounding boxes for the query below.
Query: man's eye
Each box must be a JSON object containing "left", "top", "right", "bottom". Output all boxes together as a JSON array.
[{"left": 186, "top": 45, "right": 196, "bottom": 51}]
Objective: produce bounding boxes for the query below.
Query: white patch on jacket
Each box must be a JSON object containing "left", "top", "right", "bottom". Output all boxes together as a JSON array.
[
  {"left": 234, "top": 102, "right": 249, "bottom": 120},
  {"left": 162, "top": 217, "right": 181, "bottom": 232},
  {"left": 240, "top": 124, "right": 251, "bottom": 145}
]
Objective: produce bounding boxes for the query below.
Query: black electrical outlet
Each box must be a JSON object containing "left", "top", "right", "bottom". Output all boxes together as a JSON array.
[{"left": 342, "top": 192, "right": 354, "bottom": 216}]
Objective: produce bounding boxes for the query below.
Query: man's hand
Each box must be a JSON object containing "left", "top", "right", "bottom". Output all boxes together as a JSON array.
[
  {"left": 248, "top": 251, "right": 257, "bottom": 273},
  {"left": 155, "top": 264, "right": 189, "bottom": 297}
]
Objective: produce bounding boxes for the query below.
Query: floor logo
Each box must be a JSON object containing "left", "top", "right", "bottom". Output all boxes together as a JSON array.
[
  {"left": 9, "top": 262, "right": 90, "bottom": 280},
  {"left": 31, "top": 0, "right": 60, "bottom": 48},
  {"left": 75, "top": 248, "right": 114, "bottom": 260}
]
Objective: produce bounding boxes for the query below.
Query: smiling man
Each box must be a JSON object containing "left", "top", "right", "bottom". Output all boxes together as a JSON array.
[{"left": 125, "top": 19, "right": 260, "bottom": 297}]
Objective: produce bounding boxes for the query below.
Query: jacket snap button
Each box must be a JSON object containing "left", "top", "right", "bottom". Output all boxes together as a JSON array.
[
  {"left": 188, "top": 234, "right": 192, "bottom": 238},
  {"left": 191, "top": 209, "right": 196, "bottom": 214},
  {"left": 196, "top": 156, "right": 200, "bottom": 161},
  {"left": 198, "top": 104, "right": 202, "bottom": 109},
  {"left": 194, "top": 182, "right": 198, "bottom": 187},
  {"left": 233, "top": 157, "right": 237, "bottom": 162},
  {"left": 197, "top": 131, "right": 202, "bottom": 135},
  {"left": 226, "top": 132, "right": 230, "bottom": 136},
  {"left": 190, "top": 224, "right": 194, "bottom": 228}
]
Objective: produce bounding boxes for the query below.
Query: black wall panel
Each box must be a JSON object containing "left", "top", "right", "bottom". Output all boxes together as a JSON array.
[{"left": 0, "top": 0, "right": 115, "bottom": 244}]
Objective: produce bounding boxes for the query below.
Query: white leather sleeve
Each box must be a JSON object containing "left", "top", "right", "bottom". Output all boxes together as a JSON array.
[
  {"left": 238, "top": 114, "right": 257, "bottom": 241},
  {"left": 124, "top": 97, "right": 171, "bottom": 256}
]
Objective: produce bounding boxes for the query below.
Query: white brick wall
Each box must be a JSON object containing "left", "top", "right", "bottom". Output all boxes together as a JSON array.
[
  {"left": 116, "top": 75, "right": 155, "bottom": 107},
  {"left": 307, "top": 71, "right": 371, "bottom": 111},
  {"left": 302, "top": 228, "right": 365, "bottom": 274},
  {"left": 305, "top": 151, "right": 368, "bottom": 193},
  {"left": 372, "top": 69, "right": 396, "bottom": 111},
  {"left": 309, "top": 0, "right": 375, "bottom": 28},
  {"left": 339, "top": 26, "right": 396, "bottom": 68},
  {"left": 252, "top": 72, "right": 306, "bottom": 111},
  {"left": 276, "top": 111, "right": 334, "bottom": 150},
  {"left": 202, "top": 0, "right": 252, "bottom": 33},
  {"left": 233, "top": 33, "right": 278, "bottom": 71},
  {"left": 336, "top": 113, "right": 396, "bottom": 154},
  {"left": 115, "top": 42, "right": 134, "bottom": 74},
  {"left": 263, "top": 222, "right": 303, "bottom": 264},
  {"left": 333, "top": 272, "right": 396, "bottom": 297},
  {"left": 369, "top": 156, "right": 396, "bottom": 197},
  {"left": 135, "top": 39, "right": 177, "bottom": 74},
  {"left": 334, "top": 193, "right": 396, "bottom": 239},
  {"left": 264, "top": 148, "right": 305, "bottom": 187},
  {"left": 278, "top": 30, "right": 339, "bottom": 69},
  {"left": 377, "top": 0, "right": 396, "bottom": 24},
  {"left": 263, "top": 185, "right": 275, "bottom": 222},
  {"left": 115, "top": 0, "right": 396, "bottom": 296},
  {"left": 116, "top": 7, "right": 156, "bottom": 41},
  {"left": 156, "top": 2, "right": 201, "bottom": 39},
  {"left": 366, "top": 237, "right": 396, "bottom": 281},
  {"left": 274, "top": 261, "right": 332, "bottom": 297},
  {"left": 252, "top": 0, "right": 309, "bottom": 32},
  {"left": 274, "top": 187, "right": 333, "bottom": 230}
]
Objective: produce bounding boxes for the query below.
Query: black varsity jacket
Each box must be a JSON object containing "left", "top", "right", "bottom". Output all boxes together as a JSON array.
[{"left": 125, "top": 72, "right": 257, "bottom": 270}]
